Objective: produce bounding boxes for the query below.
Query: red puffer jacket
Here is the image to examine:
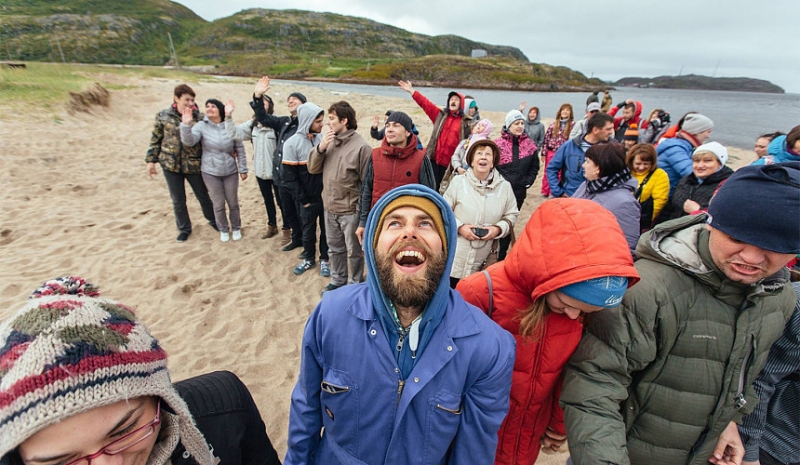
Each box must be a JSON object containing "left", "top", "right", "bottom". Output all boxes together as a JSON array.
[{"left": 457, "top": 199, "right": 639, "bottom": 465}]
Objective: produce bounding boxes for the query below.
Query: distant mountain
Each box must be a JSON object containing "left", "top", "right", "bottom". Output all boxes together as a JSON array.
[
  {"left": 614, "top": 74, "right": 784, "bottom": 94},
  {"left": 1, "top": 2, "right": 604, "bottom": 91}
]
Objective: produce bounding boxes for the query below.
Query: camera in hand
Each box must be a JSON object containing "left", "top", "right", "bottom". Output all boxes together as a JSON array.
[{"left": 472, "top": 227, "right": 489, "bottom": 238}]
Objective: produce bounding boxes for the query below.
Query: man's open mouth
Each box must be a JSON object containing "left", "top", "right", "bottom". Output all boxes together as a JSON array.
[{"left": 395, "top": 250, "right": 426, "bottom": 268}]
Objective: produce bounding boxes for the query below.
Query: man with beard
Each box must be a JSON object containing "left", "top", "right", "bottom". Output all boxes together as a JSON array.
[{"left": 285, "top": 184, "right": 515, "bottom": 465}]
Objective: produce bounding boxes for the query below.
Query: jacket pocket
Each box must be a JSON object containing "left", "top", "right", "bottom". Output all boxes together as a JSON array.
[
  {"left": 423, "top": 390, "right": 463, "bottom": 463},
  {"left": 320, "top": 369, "right": 360, "bottom": 455}
]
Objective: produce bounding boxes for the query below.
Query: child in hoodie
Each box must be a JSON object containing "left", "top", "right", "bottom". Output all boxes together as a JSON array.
[
  {"left": 451, "top": 118, "right": 494, "bottom": 173},
  {"left": 282, "top": 102, "right": 330, "bottom": 276}
]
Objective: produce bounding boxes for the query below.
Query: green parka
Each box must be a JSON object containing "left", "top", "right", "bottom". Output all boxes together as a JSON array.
[{"left": 560, "top": 214, "right": 796, "bottom": 465}]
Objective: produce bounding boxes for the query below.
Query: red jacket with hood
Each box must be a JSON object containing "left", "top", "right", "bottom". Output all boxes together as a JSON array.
[
  {"left": 413, "top": 90, "right": 472, "bottom": 167},
  {"left": 607, "top": 100, "right": 643, "bottom": 131},
  {"left": 457, "top": 199, "right": 640, "bottom": 465}
]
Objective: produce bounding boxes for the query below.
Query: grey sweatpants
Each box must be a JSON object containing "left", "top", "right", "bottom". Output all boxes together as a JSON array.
[
  {"left": 202, "top": 172, "right": 241, "bottom": 232},
  {"left": 324, "top": 210, "right": 364, "bottom": 286}
]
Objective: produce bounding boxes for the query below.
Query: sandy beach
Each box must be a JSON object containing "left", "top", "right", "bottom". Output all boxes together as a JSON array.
[{"left": 0, "top": 73, "right": 755, "bottom": 462}]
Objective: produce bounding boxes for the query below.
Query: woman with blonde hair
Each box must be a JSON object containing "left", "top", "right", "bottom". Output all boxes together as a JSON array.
[
  {"left": 541, "top": 103, "right": 574, "bottom": 196},
  {"left": 456, "top": 199, "right": 639, "bottom": 465},
  {"left": 626, "top": 143, "right": 670, "bottom": 232}
]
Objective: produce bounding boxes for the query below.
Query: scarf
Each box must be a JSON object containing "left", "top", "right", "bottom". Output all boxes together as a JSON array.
[{"left": 587, "top": 168, "right": 632, "bottom": 194}]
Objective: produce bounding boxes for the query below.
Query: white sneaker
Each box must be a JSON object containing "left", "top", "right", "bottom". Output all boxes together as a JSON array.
[
  {"left": 220, "top": 232, "right": 230, "bottom": 242},
  {"left": 232, "top": 230, "right": 242, "bottom": 241}
]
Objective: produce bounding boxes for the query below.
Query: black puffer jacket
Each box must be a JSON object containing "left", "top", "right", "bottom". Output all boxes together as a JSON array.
[
  {"left": 669, "top": 166, "right": 734, "bottom": 219},
  {"left": 171, "top": 371, "right": 281, "bottom": 465}
]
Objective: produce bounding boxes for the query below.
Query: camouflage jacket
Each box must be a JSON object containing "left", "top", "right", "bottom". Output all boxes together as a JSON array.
[{"left": 145, "top": 105, "right": 204, "bottom": 174}]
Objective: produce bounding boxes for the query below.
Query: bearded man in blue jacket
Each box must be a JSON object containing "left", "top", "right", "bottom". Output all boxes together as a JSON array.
[{"left": 285, "top": 184, "right": 516, "bottom": 465}]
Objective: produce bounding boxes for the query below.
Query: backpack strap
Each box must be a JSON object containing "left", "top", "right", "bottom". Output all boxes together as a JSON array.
[
  {"left": 482, "top": 270, "right": 494, "bottom": 319},
  {"left": 634, "top": 170, "right": 655, "bottom": 199}
]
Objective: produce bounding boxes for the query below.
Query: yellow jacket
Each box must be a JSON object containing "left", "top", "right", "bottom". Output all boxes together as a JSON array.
[{"left": 632, "top": 168, "right": 670, "bottom": 220}]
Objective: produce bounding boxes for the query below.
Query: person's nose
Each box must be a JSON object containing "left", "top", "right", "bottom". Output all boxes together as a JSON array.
[
  {"left": 402, "top": 223, "right": 418, "bottom": 240},
  {"left": 564, "top": 308, "right": 582, "bottom": 320},
  {"left": 737, "top": 244, "right": 766, "bottom": 266},
  {"left": 91, "top": 452, "right": 125, "bottom": 465}
]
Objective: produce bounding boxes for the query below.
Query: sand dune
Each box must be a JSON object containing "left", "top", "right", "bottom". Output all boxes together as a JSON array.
[{"left": 0, "top": 74, "right": 753, "bottom": 463}]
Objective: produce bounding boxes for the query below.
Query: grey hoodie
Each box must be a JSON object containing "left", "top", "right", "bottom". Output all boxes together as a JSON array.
[
  {"left": 282, "top": 102, "right": 324, "bottom": 204},
  {"left": 523, "top": 112, "right": 545, "bottom": 153}
]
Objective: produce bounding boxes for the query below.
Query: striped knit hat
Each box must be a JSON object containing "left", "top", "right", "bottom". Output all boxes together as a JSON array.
[{"left": 0, "top": 277, "right": 215, "bottom": 464}]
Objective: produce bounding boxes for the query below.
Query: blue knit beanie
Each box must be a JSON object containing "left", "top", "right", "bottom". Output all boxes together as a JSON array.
[
  {"left": 707, "top": 162, "right": 800, "bottom": 254},
  {"left": 561, "top": 276, "right": 629, "bottom": 308}
]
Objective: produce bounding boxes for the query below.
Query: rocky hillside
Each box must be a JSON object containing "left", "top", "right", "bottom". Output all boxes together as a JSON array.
[
  {"left": 1, "top": 2, "right": 605, "bottom": 90},
  {"left": 614, "top": 74, "right": 784, "bottom": 94}
]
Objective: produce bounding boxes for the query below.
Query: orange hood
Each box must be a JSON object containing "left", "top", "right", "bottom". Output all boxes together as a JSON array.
[{"left": 503, "top": 199, "right": 640, "bottom": 302}]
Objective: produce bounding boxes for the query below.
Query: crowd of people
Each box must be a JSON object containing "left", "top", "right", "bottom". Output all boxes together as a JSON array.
[{"left": 2, "top": 79, "right": 798, "bottom": 465}]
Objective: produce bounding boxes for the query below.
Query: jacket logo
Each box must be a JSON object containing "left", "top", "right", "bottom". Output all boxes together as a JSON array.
[{"left": 693, "top": 334, "right": 717, "bottom": 340}]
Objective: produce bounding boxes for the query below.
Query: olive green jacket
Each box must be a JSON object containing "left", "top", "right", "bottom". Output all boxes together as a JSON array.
[
  {"left": 146, "top": 106, "right": 203, "bottom": 174},
  {"left": 561, "top": 214, "right": 796, "bottom": 465}
]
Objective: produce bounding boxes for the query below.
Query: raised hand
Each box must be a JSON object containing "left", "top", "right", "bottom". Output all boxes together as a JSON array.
[
  {"left": 372, "top": 115, "right": 380, "bottom": 128},
  {"left": 398, "top": 80, "right": 414, "bottom": 94},
  {"left": 519, "top": 100, "right": 527, "bottom": 112},
  {"left": 181, "top": 106, "right": 194, "bottom": 125},
  {"left": 254, "top": 76, "right": 271, "bottom": 98},
  {"left": 225, "top": 99, "right": 235, "bottom": 117}
]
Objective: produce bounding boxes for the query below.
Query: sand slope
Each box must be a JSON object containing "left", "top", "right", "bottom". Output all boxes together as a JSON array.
[{"left": 0, "top": 75, "right": 753, "bottom": 463}]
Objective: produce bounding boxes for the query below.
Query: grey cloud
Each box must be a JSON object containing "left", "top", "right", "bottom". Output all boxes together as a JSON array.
[{"left": 174, "top": 0, "right": 798, "bottom": 92}]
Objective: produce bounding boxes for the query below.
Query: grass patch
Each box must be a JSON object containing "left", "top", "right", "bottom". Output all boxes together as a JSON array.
[{"left": 0, "top": 62, "right": 202, "bottom": 116}]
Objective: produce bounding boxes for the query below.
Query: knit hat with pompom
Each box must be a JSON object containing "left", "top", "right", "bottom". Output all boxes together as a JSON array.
[{"left": 0, "top": 277, "right": 215, "bottom": 464}]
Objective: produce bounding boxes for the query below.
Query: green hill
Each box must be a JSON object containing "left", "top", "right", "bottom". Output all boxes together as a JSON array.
[
  {"left": 614, "top": 74, "right": 784, "bottom": 94},
  {"left": 1, "top": 2, "right": 605, "bottom": 90},
  {"left": 0, "top": 0, "right": 205, "bottom": 64}
]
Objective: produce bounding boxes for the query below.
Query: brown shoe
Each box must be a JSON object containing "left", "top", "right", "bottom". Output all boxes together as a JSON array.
[
  {"left": 262, "top": 225, "right": 279, "bottom": 239},
  {"left": 280, "top": 229, "right": 291, "bottom": 246}
]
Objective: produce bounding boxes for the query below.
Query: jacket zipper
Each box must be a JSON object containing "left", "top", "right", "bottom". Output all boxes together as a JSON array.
[{"left": 734, "top": 336, "right": 755, "bottom": 410}]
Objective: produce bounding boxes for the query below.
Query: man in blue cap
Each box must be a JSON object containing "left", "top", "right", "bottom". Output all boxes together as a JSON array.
[
  {"left": 285, "top": 184, "right": 515, "bottom": 465},
  {"left": 562, "top": 163, "right": 800, "bottom": 465}
]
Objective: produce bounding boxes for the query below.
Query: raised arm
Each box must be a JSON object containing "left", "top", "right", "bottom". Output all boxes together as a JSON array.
[
  {"left": 399, "top": 80, "right": 440, "bottom": 123},
  {"left": 179, "top": 107, "right": 202, "bottom": 147}
]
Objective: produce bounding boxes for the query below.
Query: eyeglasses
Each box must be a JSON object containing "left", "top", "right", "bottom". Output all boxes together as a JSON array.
[{"left": 64, "top": 403, "right": 162, "bottom": 465}]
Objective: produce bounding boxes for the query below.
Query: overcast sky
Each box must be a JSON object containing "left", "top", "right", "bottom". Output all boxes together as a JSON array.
[{"left": 174, "top": 0, "right": 798, "bottom": 94}]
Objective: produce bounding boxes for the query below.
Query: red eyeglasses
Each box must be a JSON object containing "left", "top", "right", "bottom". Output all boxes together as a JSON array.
[{"left": 63, "top": 403, "right": 162, "bottom": 465}]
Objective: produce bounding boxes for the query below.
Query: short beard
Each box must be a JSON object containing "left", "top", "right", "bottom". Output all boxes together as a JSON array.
[{"left": 376, "top": 240, "right": 446, "bottom": 310}]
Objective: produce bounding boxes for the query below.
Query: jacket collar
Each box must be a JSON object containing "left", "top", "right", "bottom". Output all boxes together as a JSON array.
[{"left": 638, "top": 214, "right": 789, "bottom": 304}]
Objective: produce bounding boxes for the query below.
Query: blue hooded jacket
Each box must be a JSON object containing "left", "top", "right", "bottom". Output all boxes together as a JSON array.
[
  {"left": 285, "top": 184, "right": 515, "bottom": 465},
  {"left": 752, "top": 135, "right": 800, "bottom": 166},
  {"left": 363, "top": 184, "right": 458, "bottom": 378},
  {"left": 657, "top": 136, "right": 694, "bottom": 193}
]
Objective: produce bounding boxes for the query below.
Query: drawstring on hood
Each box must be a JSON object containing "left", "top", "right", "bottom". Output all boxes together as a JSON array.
[{"left": 363, "top": 184, "right": 458, "bottom": 379}]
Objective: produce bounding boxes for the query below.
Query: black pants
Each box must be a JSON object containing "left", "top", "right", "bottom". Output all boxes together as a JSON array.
[
  {"left": 299, "top": 201, "right": 329, "bottom": 262},
  {"left": 432, "top": 162, "right": 448, "bottom": 192},
  {"left": 497, "top": 187, "right": 526, "bottom": 261},
  {"left": 278, "top": 185, "right": 302, "bottom": 244},
  {"left": 256, "top": 177, "right": 278, "bottom": 227},
  {"left": 163, "top": 169, "right": 216, "bottom": 234}
]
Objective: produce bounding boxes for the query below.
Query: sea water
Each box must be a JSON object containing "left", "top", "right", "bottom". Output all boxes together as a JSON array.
[{"left": 275, "top": 79, "right": 800, "bottom": 150}]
